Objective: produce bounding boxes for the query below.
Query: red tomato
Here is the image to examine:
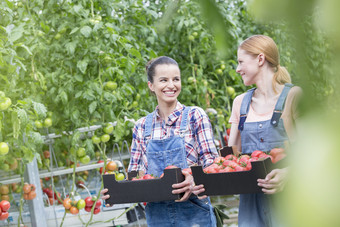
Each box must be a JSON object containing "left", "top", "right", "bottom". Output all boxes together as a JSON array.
[
  {"left": 249, "top": 157, "right": 259, "bottom": 162},
  {"left": 0, "top": 206, "right": 2, "bottom": 213},
  {"left": 213, "top": 157, "right": 225, "bottom": 164},
  {"left": 143, "top": 174, "right": 155, "bottom": 180},
  {"left": 85, "top": 197, "right": 94, "bottom": 207},
  {"left": 23, "top": 183, "right": 31, "bottom": 194},
  {"left": 165, "top": 165, "right": 178, "bottom": 169},
  {"left": 70, "top": 206, "right": 79, "bottom": 215},
  {"left": 225, "top": 154, "right": 237, "bottom": 161},
  {"left": 222, "top": 160, "right": 233, "bottom": 167},
  {"left": 238, "top": 155, "right": 250, "bottom": 166},
  {"left": 226, "top": 128, "right": 231, "bottom": 136},
  {"left": 0, "top": 211, "right": 9, "bottom": 220},
  {"left": 0, "top": 200, "right": 10, "bottom": 212},
  {"left": 27, "top": 190, "right": 37, "bottom": 200},
  {"left": 97, "top": 160, "right": 104, "bottom": 174},
  {"left": 63, "top": 198, "right": 72, "bottom": 209},
  {"left": 106, "top": 161, "right": 118, "bottom": 171},
  {"left": 93, "top": 207, "right": 101, "bottom": 214},
  {"left": 94, "top": 200, "right": 101, "bottom": 209},
  {"left": 182, "top": 168, "right": 192, "bottom": 175},
  {"left": 234, "top": 165, "right": 247, "bottom": 172},
  {"left": 251, "top": 150, "right": 265, "bottom": 158},
  {"left": 85, "top": 206, "right": 92, "bottom": 212}
]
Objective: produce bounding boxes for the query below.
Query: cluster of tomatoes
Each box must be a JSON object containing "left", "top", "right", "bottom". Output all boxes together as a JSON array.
[
  {"left": 23, "top": 183, "right": 37, "bottom": 200},
  {"left": 91, "top": 123, "right": 114, "bottom": 145},
  {"left": 98, "top": 160, "right": 125, "bottom": 181},
  {"left": 130, "top": 165, "right": 192, "bottom": 180},
  {"left": 204, "top": 148, "right": 286, "bottom": 174},
  {"left": 42, "top": 187, "right": 62, "bottom": 205},
  {"left": 0, "top": 200, "right": 10, "bottom": 220},
  {"left": 84, "top": 196, "right": 101, "bottom": 214},
  {"left": 62, "top": 196, "right": 101, "bottom": 215}
]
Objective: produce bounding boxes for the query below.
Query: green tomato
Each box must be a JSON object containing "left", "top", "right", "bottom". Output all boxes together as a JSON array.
[
  {"left": 136, "top": 93, "right": 141, "bottom": 100},
  {"left": 101, "top": 134, "right": 110, "bottom": 143},
  {"left": 44, "top": 118, "right": 53, "bottom": 127},
  {"left": 35, "top": 120, "right": 43, "bottom": 129},
  {"left": 131, "top": 101, "right": 138, "bottom": 108},
  {"left": 92, "top": 135, "right": 101, "bottom": 144},
  {"left": 0, "top": 98, "right": 11, "bottom": 111},
  {"left": 77, "top": 148, "right": 86, "bottom": 158},
  {"left": 95, "top": 151, "right": 101, "bottom": 159},
  {"left": 226, "top": 86, "right": 235, "bottom": 96},
  {"left": 192, "top": 32, "right": 198, "bottom": 37},
  {"left": 77, "top": 199, "right": 86, "bottom": 210},
  {"left": 0, "top": 142, "right": 9, "bottom": 156},
  {"left": 80, "top": 155, "right": 91, "bottom": 164},
  {"left": 216, "top": 69, "right": 223, "bottom": 75},
  {"left": 188, "top": 35, "right": 195, "bottom": 41},
  {"left": 103, "top": 124, "right": 114, "bottom": 134},
  {"left": 1, "top": 163, "right": 9, "bottom": 171},
  {"left": 105, "top": 81, "right": 118, "bottom": 90},
  {"left": 203, "top": 80, "right": 208, "bottom": 87},
  {"left": 115, "top": 172, "right": 125, "bottom": 181},
  {"left": 54, "top": 33, "right": 61, "bottom": 40},
  {"left": 220, "top": 64, "right": 226, "bottom": 70}
]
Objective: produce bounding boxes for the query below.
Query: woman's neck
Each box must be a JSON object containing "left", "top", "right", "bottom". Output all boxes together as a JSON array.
[
  {"left": 157, "top": 101, "right": 177, "bottom": 122},
  {"left": 254, "top": 68, "right": 281, "bottom": 101}
]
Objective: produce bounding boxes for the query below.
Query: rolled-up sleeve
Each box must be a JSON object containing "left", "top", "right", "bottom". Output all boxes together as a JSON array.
[{"left": 128, "top": 121, "right": 146, "bottom": 172}]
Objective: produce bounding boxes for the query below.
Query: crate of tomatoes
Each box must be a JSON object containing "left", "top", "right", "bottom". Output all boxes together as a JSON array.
[
  {"left": 103, "top": 166, "right": 185, "bottom": 205},
  {"left": 191, "top": 146, "right": 287, "bottom": 196}
]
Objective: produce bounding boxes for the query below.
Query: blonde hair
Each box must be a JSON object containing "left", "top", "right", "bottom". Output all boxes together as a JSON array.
[{"left": 239, "top": 35, "right": 291, "bottom": 93}]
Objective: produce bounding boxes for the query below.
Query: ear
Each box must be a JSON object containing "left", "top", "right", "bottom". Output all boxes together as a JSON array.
[
  {"left": 258, "top": 53, "right": 265, "bottom": 66},
  {"left": 148, "top": 81, "right": 154, "bottom": 92}
]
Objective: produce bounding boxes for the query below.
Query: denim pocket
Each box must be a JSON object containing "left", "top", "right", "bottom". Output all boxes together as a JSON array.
[{"left": 187, "top": 197, "right": 210, "bottom": 213}]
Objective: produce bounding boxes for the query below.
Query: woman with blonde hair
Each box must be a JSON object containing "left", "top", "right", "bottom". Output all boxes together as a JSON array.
[{"left": 228, "top": 35, "right": 301, "bottom": 226}]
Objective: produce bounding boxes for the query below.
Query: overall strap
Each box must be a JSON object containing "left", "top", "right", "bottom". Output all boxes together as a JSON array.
[
  {"left": 238, "top": 88, "right": 256, "bottom": 131},
  {"left": 180, "top": 106, "right": 191, "bottom": 131},
  {"left": 271, "top": 83, "right": 294, "bottom": 127},
  {"left": 144, "top": 112, "right": 154, "bottom": 138}
]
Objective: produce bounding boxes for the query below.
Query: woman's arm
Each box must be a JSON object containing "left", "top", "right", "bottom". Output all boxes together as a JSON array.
[{"left": 228, "top": 123, "right": 242, "bottom": 153}]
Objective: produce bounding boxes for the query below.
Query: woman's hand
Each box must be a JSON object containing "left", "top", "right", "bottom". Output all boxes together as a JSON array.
[
  {"left": 191, "top": 184, "right": 207, "bottom": 200},
  {"left": 172, "top": 170, "right": 193, "bottom": 202},
  {"left": 257, "top": 167, "right": 289, "bottom": 194},
  {"left": 100, "top": 188, "right": 111, "bottom": 206}
]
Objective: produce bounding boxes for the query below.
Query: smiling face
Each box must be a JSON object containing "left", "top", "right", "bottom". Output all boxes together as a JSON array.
[
  {"left": 236, "top": 48, "right": 261, "bottom": 86},
  {"left": 148, "top": 64, "right": 181, "bottom": 106}
]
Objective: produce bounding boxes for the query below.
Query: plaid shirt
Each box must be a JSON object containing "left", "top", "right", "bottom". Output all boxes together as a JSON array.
[{"left": 128, "top": 101, "right": 219, "bottom": 172}]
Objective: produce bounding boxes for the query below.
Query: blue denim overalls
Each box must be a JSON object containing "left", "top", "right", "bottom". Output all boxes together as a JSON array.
[
  {"left": 144, "top": 107, "right": 216, "bottom": 227},
  {"left": 237, "top": 83, "right": 294, "bottom": 227}
]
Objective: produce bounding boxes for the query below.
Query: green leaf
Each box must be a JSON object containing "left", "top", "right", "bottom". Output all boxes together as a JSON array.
[
  {"left": 89, "top": 101, "right": 97, "bottom": 114},
  {"left": 17, "top": 108, "right": 28, "bottom": 127},
  {"left": 70, "top": 27, "right": 79, "bottom": 35},
  {"left": 77, "top": 60, "right": 88, "bottom": 74},
  {"left": 32, "top": 101, "right": 47, "bottom": 119},
  {"left": 80, "top": 26, "right": 92, "bottom": 38}
]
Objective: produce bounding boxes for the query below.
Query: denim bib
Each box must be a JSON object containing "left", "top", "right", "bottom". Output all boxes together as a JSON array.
[
  {"left": 144, "top": 107, "right": 216, "bottom": 227},
  {"left": 237, "top": 83, "right": 294, "bottom": 227}
]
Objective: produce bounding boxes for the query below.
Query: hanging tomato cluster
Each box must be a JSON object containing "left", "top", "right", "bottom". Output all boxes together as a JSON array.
[
  {"left": 0, "top": 200, "right": 10, "bottom": 220},
  {"left": 23, "top": 183, "right": 37, "bottom": 200}
]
